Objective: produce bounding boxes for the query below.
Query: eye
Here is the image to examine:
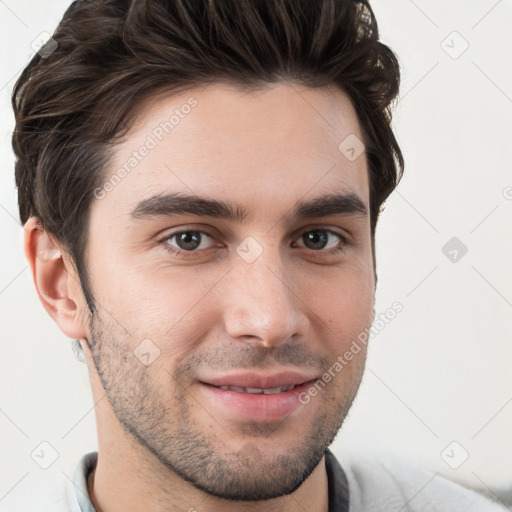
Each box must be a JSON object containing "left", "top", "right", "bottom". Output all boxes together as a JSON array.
[
  {"left": 163, "top": 230, "right": 216, "bottom": 254},
  {"left": 159, "top": 227, "right": 349, "bottom": 259},
  {"left": 293, "top": 229, "right": 348, "bottom": 253}
]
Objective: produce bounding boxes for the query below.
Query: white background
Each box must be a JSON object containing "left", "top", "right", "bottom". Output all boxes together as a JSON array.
[{"left": 1, "top": 0, "right": 511, "bottom": 508}]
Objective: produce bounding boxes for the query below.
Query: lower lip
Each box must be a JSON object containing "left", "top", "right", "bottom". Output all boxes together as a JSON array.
[{"left": 199, "top": 381, "right": 314, "bottom": 422}]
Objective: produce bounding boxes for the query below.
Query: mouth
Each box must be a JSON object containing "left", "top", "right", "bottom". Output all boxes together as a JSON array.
[
  {"left": 200, "top": 370, "right": 317, "bottom": 390},
  {"left": 198, "top": 371, "right": 318, "bottom": 422},
  {"left": 208, "top": 384, "right": 299, "bottom": 394}
]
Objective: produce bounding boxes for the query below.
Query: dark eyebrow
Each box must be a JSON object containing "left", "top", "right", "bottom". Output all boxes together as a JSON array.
[
  {"left": 291, "top": 192, "right": 367, "bottom": 219},
  {"left": 129, "top": 191, "right": 367, "bottom": 222},
  {"left": 130, "top": 193, "right": 249, "bottom": 222}
]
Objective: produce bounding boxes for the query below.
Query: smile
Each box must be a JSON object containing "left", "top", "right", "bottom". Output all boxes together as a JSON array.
[{"left": 213, "top": 384, "right": 297, "bottom": 394}]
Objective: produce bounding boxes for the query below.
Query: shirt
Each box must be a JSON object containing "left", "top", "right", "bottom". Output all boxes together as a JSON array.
[{"left": 8, "top": 449, "right": 508, "bottom": 511}]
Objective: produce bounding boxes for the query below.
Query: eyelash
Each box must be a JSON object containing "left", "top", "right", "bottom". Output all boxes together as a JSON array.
[{"left": 159, "top": 228, "right": 350, "bottom": 258}]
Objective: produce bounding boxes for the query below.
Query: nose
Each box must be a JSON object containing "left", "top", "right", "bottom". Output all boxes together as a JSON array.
[{"left": 222, "top": 248, "right": 310, "bottom": 348}]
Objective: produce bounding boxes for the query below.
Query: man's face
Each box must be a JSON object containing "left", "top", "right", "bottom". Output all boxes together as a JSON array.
[{"left": 80, "top": 82, "right": 375, "bottom": 500}]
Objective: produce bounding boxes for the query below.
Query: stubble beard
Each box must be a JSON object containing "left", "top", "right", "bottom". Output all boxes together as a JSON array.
[{"left": 87, "top": 310, "right": 365, "bottom": 501}]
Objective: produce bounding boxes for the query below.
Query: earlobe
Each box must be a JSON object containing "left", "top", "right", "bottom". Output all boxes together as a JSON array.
[{"left": 24, "top": 217, "right": 87, "bottom": 340}]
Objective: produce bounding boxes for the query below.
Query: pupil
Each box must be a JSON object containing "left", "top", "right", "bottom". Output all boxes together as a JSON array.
[
  {"left": 177, "top": 232, "right": 200, "bottom": 250},
  {"left": 304, "top": 230, "right": 327, "bottom": 250}
]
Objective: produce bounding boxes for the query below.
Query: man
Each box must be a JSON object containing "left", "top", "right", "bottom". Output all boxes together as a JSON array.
[{"left": 12, "top": 0, "right": 506, "bottom": 510}]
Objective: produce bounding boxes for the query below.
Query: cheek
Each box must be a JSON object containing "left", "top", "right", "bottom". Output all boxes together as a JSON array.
[
  {"left": 92, "top": 263, "right": 223, "bottom": 361},
  {"left": 300, "top": 261, "right": 374, "bottom": 360},
  {"left": 304, "top": 259, "right": 374, "bottom": 320}
]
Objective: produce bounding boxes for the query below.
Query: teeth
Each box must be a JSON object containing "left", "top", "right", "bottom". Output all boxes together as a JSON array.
[
  {"left": 218, "top": 384, "right": 296, "bottom": 394},
  {"left": 262, "top": 386, "right": 290, "bottom": 394},
  {"left": 246, "top": 387, "right": 264, "bottom": 394}
]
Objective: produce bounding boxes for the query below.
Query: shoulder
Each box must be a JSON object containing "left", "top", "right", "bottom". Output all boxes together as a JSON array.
[
  {"left": 4, "top": 452, "right": 96, "bottom": 512},
  {"left": 3, "top": 474, "right": 80, "bottom": 512},
  {"left": 331, "top": 448, "right": 508, "bottom": 512}
]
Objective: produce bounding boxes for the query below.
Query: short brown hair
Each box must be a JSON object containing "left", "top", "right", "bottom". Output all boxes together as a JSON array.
[{"left": 12, "top": 0, "right": 403, "bottom": 321}]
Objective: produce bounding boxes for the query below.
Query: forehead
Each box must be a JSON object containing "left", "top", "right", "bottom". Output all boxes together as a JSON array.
[{"left": 94, "top": 81, "right": 369, "bottom": 220}]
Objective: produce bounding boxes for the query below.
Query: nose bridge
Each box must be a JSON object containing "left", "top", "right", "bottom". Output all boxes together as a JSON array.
[{"left": 223, "top": 242, "right": 308, "bottom": 347}]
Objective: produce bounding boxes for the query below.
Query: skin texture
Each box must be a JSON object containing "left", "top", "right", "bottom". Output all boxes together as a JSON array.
[{"left": 25, "top": 82, "right": 375, "bottom": 512}]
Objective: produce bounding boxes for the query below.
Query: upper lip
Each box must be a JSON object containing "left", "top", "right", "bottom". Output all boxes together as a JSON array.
[{"left": 200, "top": 371, "right": 318, "bottom": 389}]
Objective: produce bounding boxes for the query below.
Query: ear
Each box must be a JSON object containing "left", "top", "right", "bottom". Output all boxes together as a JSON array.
[{"left": 24, "top": 217, "right": 88, "bottom": 340}]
